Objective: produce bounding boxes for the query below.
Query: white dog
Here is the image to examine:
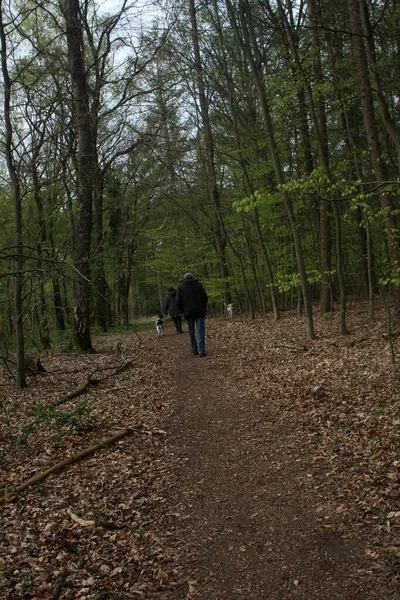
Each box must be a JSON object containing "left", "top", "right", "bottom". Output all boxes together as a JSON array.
[
  {"left": 224, "top": 303, "right": 233, "bottom": 318},
  {"left": 156, "top": 315, "right": 165, "bottom": 336}
]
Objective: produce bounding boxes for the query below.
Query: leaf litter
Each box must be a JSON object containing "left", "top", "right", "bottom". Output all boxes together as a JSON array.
[{"left": 0, "top": 301, "right": 399, "bottom": 598}]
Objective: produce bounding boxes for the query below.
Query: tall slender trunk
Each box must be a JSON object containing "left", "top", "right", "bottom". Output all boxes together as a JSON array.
[
  {"left": 366, "top": 219, "right": 374, "bottom": 320},
  {"left": 118, "top": 274, "right": 131, "bottom": 326},
  {"left": 307, "top": 0, "right": 333, "bottom": 313},
  {"left": 237, "top": 147, "right": 280, "bottom": 318},
  {"left": 211, "top": 0, "right": 277, "bottom": 318},
  {"left": 60, "top": 0, "right": 94, "bottom": 351},
  {"left": 0, "top": 2, "right": 26, "bottom": 388},
  {"left": 326, "top": 35, "right": 374, "bottom": 309},
  {"left": 243, "top": 220, "right": 265, "bottom": 315},
  {"left": 296, "top": 87, "right": 314, "bottom": 177},
  {"left": 117, "top": 239, "right": 134, "bottom": 326},
  {"left": 53, "top": 278, "right": 66, "bottom": 330},
  {"left": 93, "top": 169, "right": 108, "bottom": 331},
  {"left": 228, "top": 0, "right": 315, "bottom": 338},
  {"left": 358, "top": 0, "right": 400, "bottom": 171},
  {"left": 347, "top": 0, "right": 400, "bottom": 271},
  {"left": 253, "top": 207, "right": 280, "bottom": 319},
  {"left": 273, "top": 0, "right": 334, "bottom": 314},
  {"left": 32, "top": 166, "right": 51, "bottom": 349},
  {"left": 189, "top": 0, "right": 231, "bottom": 305}
]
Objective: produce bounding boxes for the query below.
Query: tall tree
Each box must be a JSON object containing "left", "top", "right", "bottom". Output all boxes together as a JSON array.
[
  {"left": 189, "top": 0, "right": 232, "bottom": 306},
  {"left": 0, "top": 0, "right": 26, "bottom": 387},
  {"left": 347, "top": 0, "right": 400, "bottom": 292},
  {"left": 226, "top": 0, "right": 315, "bottom": 338},
  {"left": 59, "top": 0, "right": 95, "bottom": 351}
]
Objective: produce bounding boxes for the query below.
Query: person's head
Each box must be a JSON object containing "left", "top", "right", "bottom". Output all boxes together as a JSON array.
[
  {"left": 182, "top": 272, "right": 194, "bottom": 281},
  {"left": 167, "top": 286, "right": 175, "bottom": 292}
]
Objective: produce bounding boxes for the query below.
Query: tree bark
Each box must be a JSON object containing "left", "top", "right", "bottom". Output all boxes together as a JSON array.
[
  {"left": 32, "top": 161, "right": 51, "bottom": 350},
  {"left": 53, "top": 278, "right": 66, "bottom": 330},
  {"left": 0, "top": 1, "right": 26, "bottom": 388},
  {"left": 93, "top": 170, "right": 108, "bottom": 331},
  {"left": 306, "top": 0, "right": 333, "bottom": 313},
  {"left": 358, "top": 0, "right": 400, "bottom": 171},
  {"left": 347, "top": 0, "right": 400, "bottom": 271},
  {"left": 60, "top": 0, "right": 94, "bottom": 351}
]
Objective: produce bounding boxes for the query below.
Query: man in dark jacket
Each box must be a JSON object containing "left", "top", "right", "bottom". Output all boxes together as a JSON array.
[
  {"left": 176, "top": 273, "right": 208, "bottom": 357},
  {"left": 165, "top": 286, "right": 183, "bottom": 333}
]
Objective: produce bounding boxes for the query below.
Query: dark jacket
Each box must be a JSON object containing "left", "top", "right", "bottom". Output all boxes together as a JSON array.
[
  {"left": 165, "top": 289, "right": 180, "bottom": 316},
  {"left": 176, "top": 276, "right": 208, "bottom": 319}
]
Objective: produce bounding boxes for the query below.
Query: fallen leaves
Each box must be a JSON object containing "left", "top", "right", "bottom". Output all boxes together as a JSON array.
[{"left": 0, "top": 304, "right": 399, "bottom": 598}]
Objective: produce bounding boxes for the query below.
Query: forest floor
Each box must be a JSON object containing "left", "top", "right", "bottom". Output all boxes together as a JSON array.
[{"left": 1, "top": 302, "right": 400, "bottom": 599}]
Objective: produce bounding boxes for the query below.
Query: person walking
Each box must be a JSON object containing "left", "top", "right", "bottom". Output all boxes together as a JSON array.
[
  {"left": 165, "top": 286, "right": 183, "bottom": 333},
  {"left": 176, "top": 273, "right": 208, "bottom": 357}
]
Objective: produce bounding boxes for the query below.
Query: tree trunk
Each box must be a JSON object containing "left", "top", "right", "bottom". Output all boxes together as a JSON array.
[
  {"left": 53, "top": 278, "right": 66, "bottom": 330},
  {"left": 332, "top": 202, "right": 349, "bottom": 334},
  {"left": 296, "top": 87, "right": 314, "bottom": 178},
  {"left": 254, "top": 207, "right": 280, "bottom": 320},
  {"left": 0, "top": 2, "right": 26, "bottom": 388},
  {"left": 366, "top": 217, "right": 374, "bottom": 320},
  {"left": 358, "top": 0, "right": 400, "bottom": 171},
  {"left": 243, "top": 221, "right": 265, "bottom": 315},
  {"left": 273, "top": 0, "right": 333, "bottom": 314},
  {"left": 229, "top": 0, "right": 315, "bottom": 339},
  {"left": 347, "top": 0, "right": 400, "bottom": 271},
  {"left": 60, "top": 0, "right": 94, "bottom": 352},
  {"left": 93, "top": 170, "right": 108, "bottom": 332},
  {"left": 32, "top": 166, "right": 51, "bottom": 350},
  {"left": 234, "top": 141, "right": 280, "bottom": 318},
  {"left": 305, "top": 0, "right": 333, "bottom": 313},
  {"left": 189, "top": 0, "right": 231, "bottom": 306}
]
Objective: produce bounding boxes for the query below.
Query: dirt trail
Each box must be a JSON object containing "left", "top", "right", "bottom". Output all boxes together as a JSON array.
[
  {"left": 1, "top": 310, "right": 399, "bottom": 599},
  {"left": 161, "top": 318, "right": 385, "bottom": 600}
]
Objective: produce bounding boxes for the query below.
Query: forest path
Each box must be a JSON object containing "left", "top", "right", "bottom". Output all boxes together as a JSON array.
[
  {"left": 1, "top": 309, "right": 399, "bottom": 599},
  {"left": 161, "top": 318, "right": 369, "bottom": 600}
]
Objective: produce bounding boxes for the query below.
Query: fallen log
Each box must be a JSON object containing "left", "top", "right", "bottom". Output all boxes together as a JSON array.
[
  {"left": 17, "top": 360, "right": 136, "bottom": 450},
  {"left": 53, "top": 376, "right": 101, "bottom": 407},
  {"left": 52, "top": 359, "right": 133, "bottom": 407},
  {"left": 11, "top": 428, "right": 135, "bottom": 496}
]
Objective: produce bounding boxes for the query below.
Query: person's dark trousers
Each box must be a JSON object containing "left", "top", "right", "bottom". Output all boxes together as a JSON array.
[
  {"left": 172, "top": 315, "right": 183, "bottom": 333},
  {"left": 186, "top": 316, "right": 205, "bottom": 354}
]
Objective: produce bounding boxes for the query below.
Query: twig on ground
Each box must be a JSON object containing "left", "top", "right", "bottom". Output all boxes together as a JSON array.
[
  {"left": 52, "top": 360, "right": 134, "bottom": 407},
  {"left": 8, "top": 428, "right": 137, "bottom": 500},
  {"left": 66, "top": 507, "right": 124, "bottom": 530},
  {"left": 274, "top": 342, "right": 308, "bottom": 351},
  {"left": 53, "top": 375, "right": 101, "bottom": 406}
]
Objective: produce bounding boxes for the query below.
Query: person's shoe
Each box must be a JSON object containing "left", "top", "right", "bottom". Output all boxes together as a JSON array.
[
  {"left": 199, "top": 352, "right": 207, "bottom": 358},
  {"left": 192, "top": 350, "right": 198, "bottom": 355}
]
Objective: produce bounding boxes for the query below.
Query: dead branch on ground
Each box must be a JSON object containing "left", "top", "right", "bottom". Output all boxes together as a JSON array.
[
  {"left": 8, "top": 428, "right": 138, "bottom": 500},
  {"left": 53, "top": 375, "right": 101, "bottom": 406},
  {"left": 52, "top": 359, "right": 133, "bottom": 407},
  {"left": 274, "top": 342, "right": 308, "bottom": 352},
  {"left": 66, "top": 507, "right": 124, "bottom": 530},
  {"left": 345, "top": 308, "right": 400, "bottom": 347}
]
